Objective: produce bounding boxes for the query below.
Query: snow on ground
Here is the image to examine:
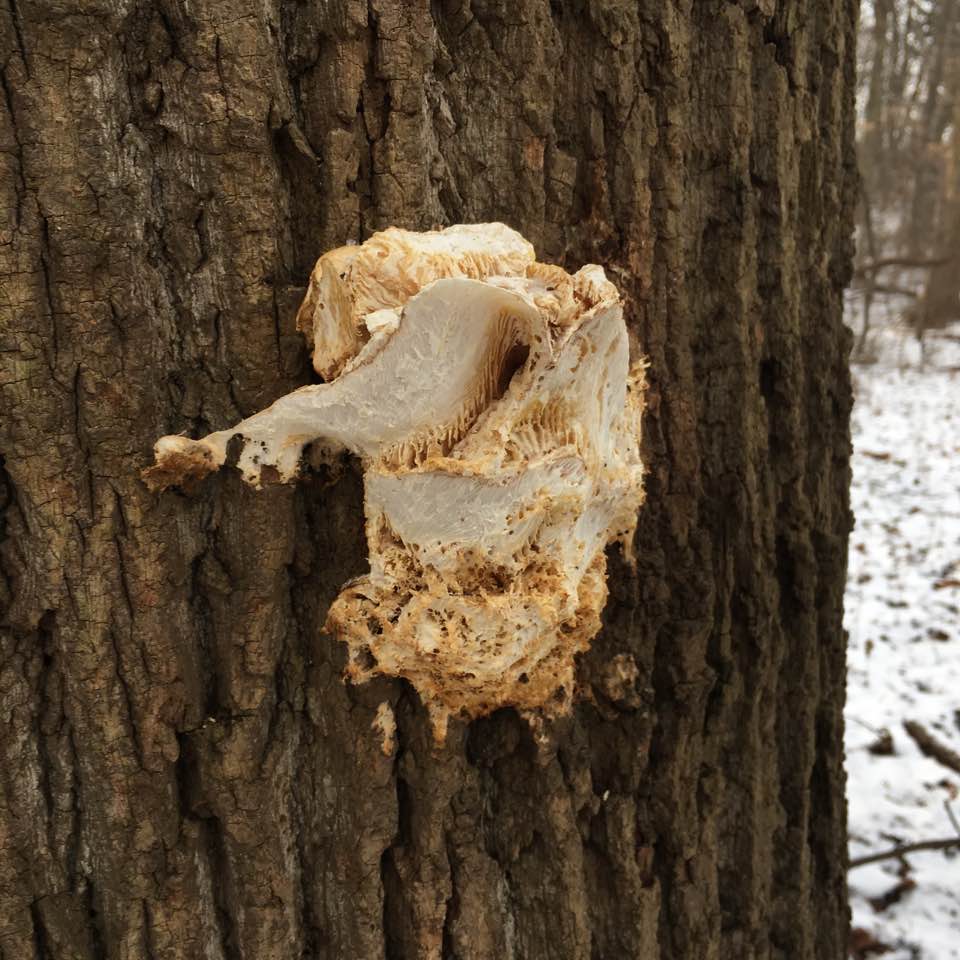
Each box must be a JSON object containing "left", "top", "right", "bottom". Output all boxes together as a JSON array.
[{"left": 845, "top": 321, "right": 960, "bottom": 959}]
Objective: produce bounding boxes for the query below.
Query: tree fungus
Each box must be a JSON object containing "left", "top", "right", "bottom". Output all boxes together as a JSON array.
[{"left": 146, "top": 224, "right": 646, "bottom": 739}]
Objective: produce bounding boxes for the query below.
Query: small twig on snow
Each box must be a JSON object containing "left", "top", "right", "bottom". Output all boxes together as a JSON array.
[
  {"left": 850, "top": 799, "right": 960, "bottom": 870},
  {"left": 849, "top": 836, "right": 960, "bottom": 869},
  {"left": 945, "top": 799, "right": 960, "bottom": 839},
  {"left": 849, "top": 715, "right": 885, "bottom": 737}
]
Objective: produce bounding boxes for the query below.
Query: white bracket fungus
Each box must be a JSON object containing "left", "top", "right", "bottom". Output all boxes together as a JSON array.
[{"left": 146, "top": 224, "right": 645, "bottom": 740}]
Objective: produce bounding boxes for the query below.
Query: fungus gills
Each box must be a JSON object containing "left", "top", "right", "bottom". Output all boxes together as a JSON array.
[{"left": 145, "top": 224, "right": 646, "bottom": 740}]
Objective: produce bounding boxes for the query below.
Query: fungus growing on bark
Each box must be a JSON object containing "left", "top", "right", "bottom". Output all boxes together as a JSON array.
[{"left": 145, "top": 224, "right": 646, "bottom": 740}]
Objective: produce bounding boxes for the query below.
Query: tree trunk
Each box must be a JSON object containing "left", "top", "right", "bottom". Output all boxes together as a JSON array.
[
  {"left": 906, "top": 0, "right": 958, "bottom": 255},
  {"left": 0, "top": 1, "right": 857, "bottom": 958},
  {"left": 862, "top": 0, "right": 891, "bottom": 202},
  {"left": 915, "top": 95, "right": 960, "bottom": 339}
]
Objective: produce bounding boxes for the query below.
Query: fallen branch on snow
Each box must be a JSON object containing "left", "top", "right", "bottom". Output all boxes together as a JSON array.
[
  {"left": 849, "top": 837, "right": 960, "bottom": 869},
  {"left": 902, "top": 720, "right": 960, "bottom": 775}
]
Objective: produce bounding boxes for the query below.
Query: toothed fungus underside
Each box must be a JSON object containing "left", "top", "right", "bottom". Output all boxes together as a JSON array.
[{"left": 146, "top": 224, "right": 646, "bottom": 739}]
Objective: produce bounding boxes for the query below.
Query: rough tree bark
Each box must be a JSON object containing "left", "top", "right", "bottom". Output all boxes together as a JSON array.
[{"left": 0, "top": 1, "right": 857, "bottom": 958}]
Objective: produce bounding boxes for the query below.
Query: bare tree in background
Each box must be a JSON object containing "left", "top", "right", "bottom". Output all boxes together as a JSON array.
[{"left": 856, "top": 0, "right": 960, "bottom": 352}]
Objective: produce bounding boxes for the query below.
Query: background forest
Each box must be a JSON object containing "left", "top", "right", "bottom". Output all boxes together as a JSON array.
[
  {"left": 855, "top": 0, "right": 960, "bottom": 348},
  {"left": 846, "top": 1, "right": 960, "bottom": 955}
]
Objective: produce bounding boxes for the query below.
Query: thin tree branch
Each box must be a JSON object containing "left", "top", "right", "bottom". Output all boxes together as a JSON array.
[
  {"left": 851, "top": 282, "right": 921, "bottom": 298},
  {"left": 856, "top": 256, "right": 950, "bottom": 274},
  {"left": 849, "top": 836, "right": 960, "bottom": 869}
]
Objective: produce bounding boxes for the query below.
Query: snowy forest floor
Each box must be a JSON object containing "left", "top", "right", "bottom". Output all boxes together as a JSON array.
[{"left": 845, "top": 318, "right": 960, "bottom": 959}]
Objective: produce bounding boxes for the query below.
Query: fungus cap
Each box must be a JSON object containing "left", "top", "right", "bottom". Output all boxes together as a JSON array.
[{"left": 145, "top": 223, "right": 646, "bottom": 740}]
